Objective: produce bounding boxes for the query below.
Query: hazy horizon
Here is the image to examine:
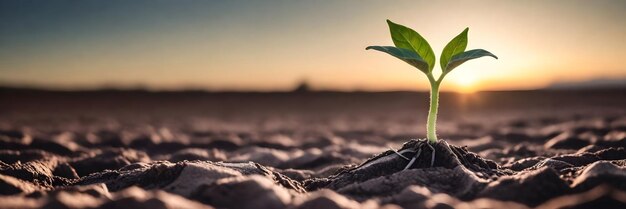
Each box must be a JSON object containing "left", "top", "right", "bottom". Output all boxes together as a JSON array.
[{"left": 1, "top": 0, "right": 625, "bottom": 93}]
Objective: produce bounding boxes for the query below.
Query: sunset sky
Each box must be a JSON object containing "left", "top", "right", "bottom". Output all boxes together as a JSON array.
[{"left": 1, "top": 0, "right": 625, "bottom": 92}]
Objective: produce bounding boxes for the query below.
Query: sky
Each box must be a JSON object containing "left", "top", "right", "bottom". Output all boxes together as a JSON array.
[{"left": 1, "top": 0, "right": 625, "bottom": 92}]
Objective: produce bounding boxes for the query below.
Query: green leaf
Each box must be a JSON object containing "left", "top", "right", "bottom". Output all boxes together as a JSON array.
[
  {"left": 440, "top": 28, "right": 468, "bottom": 71},
  {"left": 366, "top": 46, "right": 430, "bottom": 73},
  {"left": 386, "top": 20, "right": 435, "bottom": 72},
  {"left": 444, "top": 49, "right": 498, "bottom": 74}
]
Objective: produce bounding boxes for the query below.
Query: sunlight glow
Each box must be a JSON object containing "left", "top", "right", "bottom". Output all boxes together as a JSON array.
[{"left": 449, "top": 74, "right": 479, "bottom": 94}]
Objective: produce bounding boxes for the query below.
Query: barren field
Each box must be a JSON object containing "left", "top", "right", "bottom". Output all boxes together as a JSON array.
[{"left": 1, "top": 88, "right": 625, "bottom": 209}]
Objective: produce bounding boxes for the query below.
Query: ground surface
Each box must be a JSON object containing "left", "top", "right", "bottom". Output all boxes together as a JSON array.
[{"left": 0, "top": 88, "right": 625, "bottom": 209}]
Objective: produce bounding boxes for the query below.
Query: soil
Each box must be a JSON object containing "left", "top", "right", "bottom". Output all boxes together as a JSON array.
[{"left": 0, "top": 89, "right": 625, "bottom": 209}]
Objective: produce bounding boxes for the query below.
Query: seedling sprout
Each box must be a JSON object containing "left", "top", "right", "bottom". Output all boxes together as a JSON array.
[{"left": 367, "top": 20, "right": 497, "bottom": 144}]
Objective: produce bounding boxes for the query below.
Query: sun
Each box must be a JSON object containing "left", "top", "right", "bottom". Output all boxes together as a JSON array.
[{"left": 450, "top": 74, "right": 479, "bottom": 93}]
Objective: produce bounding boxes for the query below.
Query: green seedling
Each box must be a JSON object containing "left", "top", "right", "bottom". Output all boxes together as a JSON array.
[{"left": 367, "top": 20, "right": 497, "bottom": 144}]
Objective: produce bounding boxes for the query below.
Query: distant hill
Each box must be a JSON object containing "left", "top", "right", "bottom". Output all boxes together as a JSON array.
[{"left": 546, "top": 77, "right": 626, "bottom": 90}]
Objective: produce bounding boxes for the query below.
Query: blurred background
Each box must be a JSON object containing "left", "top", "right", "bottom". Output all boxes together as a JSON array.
[
  {"left": 0, "top": 0, "right": 625, "bottom": 138},
  {"left": 1, "top": 0, "right": 625, "bottom": 92}
]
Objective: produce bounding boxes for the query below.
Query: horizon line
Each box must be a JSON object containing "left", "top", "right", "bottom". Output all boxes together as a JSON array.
[{"left": 1, "top": 84, "right": 624, "bottom": 94}]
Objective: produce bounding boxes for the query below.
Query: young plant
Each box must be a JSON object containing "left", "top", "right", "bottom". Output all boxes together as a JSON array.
[{"left": 367, "top": 20, "right": 497, "bottom": 144}]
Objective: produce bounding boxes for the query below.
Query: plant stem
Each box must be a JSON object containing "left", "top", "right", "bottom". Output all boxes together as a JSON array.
[{"left": 426, "top": 79, "right": 440, "bottom": 143}]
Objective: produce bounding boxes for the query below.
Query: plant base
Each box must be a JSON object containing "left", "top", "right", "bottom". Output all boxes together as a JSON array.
[{"left": 304, "top": 139, "right": 503, "bottom": 191}]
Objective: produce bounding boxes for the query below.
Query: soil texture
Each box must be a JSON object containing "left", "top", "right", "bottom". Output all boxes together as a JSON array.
[{"left": 1, "top": 89, "right": 625, "bottom": 208}]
